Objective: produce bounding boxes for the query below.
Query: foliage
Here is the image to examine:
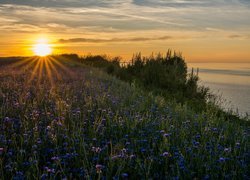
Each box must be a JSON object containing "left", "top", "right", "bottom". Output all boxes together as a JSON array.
[{"left": 76, "top": 51, "right": 211, "bottom": 112}]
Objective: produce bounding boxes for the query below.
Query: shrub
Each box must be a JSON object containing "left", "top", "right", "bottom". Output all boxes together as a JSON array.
[
  {"left": 60, "top": 51, "right": 211, "bottom": 112},
  {"left": 113, "top": 50, "right": 209, "bottom": 111}
]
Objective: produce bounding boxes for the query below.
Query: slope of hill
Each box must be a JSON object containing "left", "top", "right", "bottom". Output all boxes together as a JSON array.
[{"left": 0, "top": 57, "right": 249, "bottom": 179}]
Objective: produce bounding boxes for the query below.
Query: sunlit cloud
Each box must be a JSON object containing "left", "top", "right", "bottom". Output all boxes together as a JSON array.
[
  {"left": 59, "top": 36, "right": 173, "bottom": 43},
  {"left": 227, "top": 34, "right": 250, "bottom": 40}
]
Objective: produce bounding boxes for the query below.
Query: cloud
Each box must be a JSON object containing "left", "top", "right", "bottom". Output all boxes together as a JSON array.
[
  {"left": 0, "top": 0, "right": 250, "bottom": 42},
  {"left": 228, "top": 34, "right": 250, "bottom": 39},
  {"left": 205, "top": 27, "right": 224, "bottom": 32},
  {"left": 0, "top": 23, "right": 46, "bottom": 33},
  {"left": 132, "top": 0, "right": 208, "bottom": 7},
  {"left": 239, "top": 0, "right": 250, "bottom": 6},
  {"left": 228, "top": 35, "right": 243, "bottom": 39},
  {"left": 1, "top": 0, "right": 249, "bottom": 9},
  {"left": 59, "top": 36, "right": 172, "bottom": 43},
  {"left": 0, "top": 4, "right": 181, "bottom": 32},
  {"left": 1, "top": 1, "right": 250, "bottom": 33},
  {"left": 0, "top": 0, "right": 109, "bottom": 7},
  {"left": 0, "top": 0, "right": 131, "bottom": 8},
  {"left": 132, "top": 0, "right": 250, "bottom": 7}
]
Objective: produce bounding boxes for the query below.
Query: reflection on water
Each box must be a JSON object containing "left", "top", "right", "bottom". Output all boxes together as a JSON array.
[{"left": 188, "top": 63, "right": 250, "bottom": 117}]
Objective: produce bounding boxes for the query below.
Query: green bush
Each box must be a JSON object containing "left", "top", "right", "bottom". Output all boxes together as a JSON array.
[
  {"left": 60, "top": 51, "right": 211, "bottom": 112},
  {"left": 113, "top": 50, "right": 210, "bottom": 111}
]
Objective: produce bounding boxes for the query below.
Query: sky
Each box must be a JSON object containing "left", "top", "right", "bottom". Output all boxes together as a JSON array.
[{"left": 0, "top": 0, "right": 250, "bottom": 62}]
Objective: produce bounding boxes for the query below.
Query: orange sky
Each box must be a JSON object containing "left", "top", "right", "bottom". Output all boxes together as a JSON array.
[{"left": 0, "top": 1, "right": 250, "bottom": 62}]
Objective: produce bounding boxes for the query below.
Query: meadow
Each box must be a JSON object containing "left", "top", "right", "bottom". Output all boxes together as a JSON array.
[{"left": 0, "top": 55, "right": 249, "bottom": 179}]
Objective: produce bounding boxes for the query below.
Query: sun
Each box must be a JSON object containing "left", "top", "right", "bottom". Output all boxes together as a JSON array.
[{"left": 33, "top": 38, "right": 52, "bottom": 56}]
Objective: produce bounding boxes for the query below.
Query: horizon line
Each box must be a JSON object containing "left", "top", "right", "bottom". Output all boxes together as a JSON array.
[{"left": 0, "top": 54, "right": 250, "bottom": 63}]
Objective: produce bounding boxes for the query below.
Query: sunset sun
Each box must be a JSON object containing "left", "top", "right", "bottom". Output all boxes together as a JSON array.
[{"left": 33, "top": 38, "right": 52, "bottom": 56}]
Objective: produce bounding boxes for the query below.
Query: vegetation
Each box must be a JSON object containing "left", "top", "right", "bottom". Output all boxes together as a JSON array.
[
  {"left": 113, "top": 51, "right": 210, "bottom": 112},
  {"left": 58, "top": 52, "right": 214, "bottom": 112},
  {"left": 0, "top": 55, "right": 249, "bottom": 179}
]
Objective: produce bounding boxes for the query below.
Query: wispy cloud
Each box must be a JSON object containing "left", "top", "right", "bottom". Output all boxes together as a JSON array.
[
  {"left": 59, "top": 36, "right": 172, "bottom": 43},
  {"left": 228, "top": 34, "right": 250, "bottom": 39},
  {"left": 1, "top": 0, "right": 249, "bottom": 33},
  {"left": 0, "top": 0, "right": 114, "bottom": 7},
  {"left": 2, "top": 0, "right": 248, "bottom": 8}
]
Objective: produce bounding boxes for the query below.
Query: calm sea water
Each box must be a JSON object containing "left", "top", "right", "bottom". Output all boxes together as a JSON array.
[{"left": 188, "top": 63, "right": 250, "bottom": 117}]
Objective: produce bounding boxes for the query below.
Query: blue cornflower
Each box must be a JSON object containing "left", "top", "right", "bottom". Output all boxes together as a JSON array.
[
  {"left": 140, "top": 148, "right": 146, "bottom": 153},
  {"left": 162, "top": 151, "right": 171, "bottom": 157},
  {"left": 13, "top": 171, "right": 25, "bottom": 180},
  {"left": 96, "top": 164, "right": 104, "bottom": 173},
  {"left": 195, "top": 134, "right": 201, "bottom": 139},
  {"left": 219, "top": 157, "right": 226, "bottom": 163},
  {"left": 121, "top": 173, "right": 129, "bottom": 178},
  {"left": 51, "top": 156, "right": 60, "bottom": 161},
  {"left": 164, "top": 133, "right": 171, "bottom": 137},
  {"left": 0, "top": 147, "right": 4, "bottom": 155},
  {"left": 41, "top": 174, "right": 48, "bottom": 180},
  {"left": 224, "top": 148, "right": 231, "bottom": 153}
]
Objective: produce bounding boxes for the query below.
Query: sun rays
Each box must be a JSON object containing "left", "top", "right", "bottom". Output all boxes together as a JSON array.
[
  {"left": 6, "top": 56, "right": 75, "bottom": 89},
  {"left": 3, "top": 34, "right": 77, "bottom": 88}
]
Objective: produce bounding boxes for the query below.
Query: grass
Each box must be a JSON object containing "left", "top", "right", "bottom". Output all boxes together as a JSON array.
[{"left": 0, "top": 56, "right": 249, "bottom": 179}]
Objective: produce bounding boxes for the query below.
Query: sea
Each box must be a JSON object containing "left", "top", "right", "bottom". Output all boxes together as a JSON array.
[{"left": 188, "top": 63, "right": 250, "bottom": 117}]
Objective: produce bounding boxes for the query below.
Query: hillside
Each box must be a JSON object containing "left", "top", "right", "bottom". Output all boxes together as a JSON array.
[{"left": 0, "top": 57, "right": 249, "bottom": 179}]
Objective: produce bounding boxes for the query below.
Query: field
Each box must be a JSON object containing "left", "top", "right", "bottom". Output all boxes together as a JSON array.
[{"left": 0, "top": 57, "right": 249, "bottom": 179}]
